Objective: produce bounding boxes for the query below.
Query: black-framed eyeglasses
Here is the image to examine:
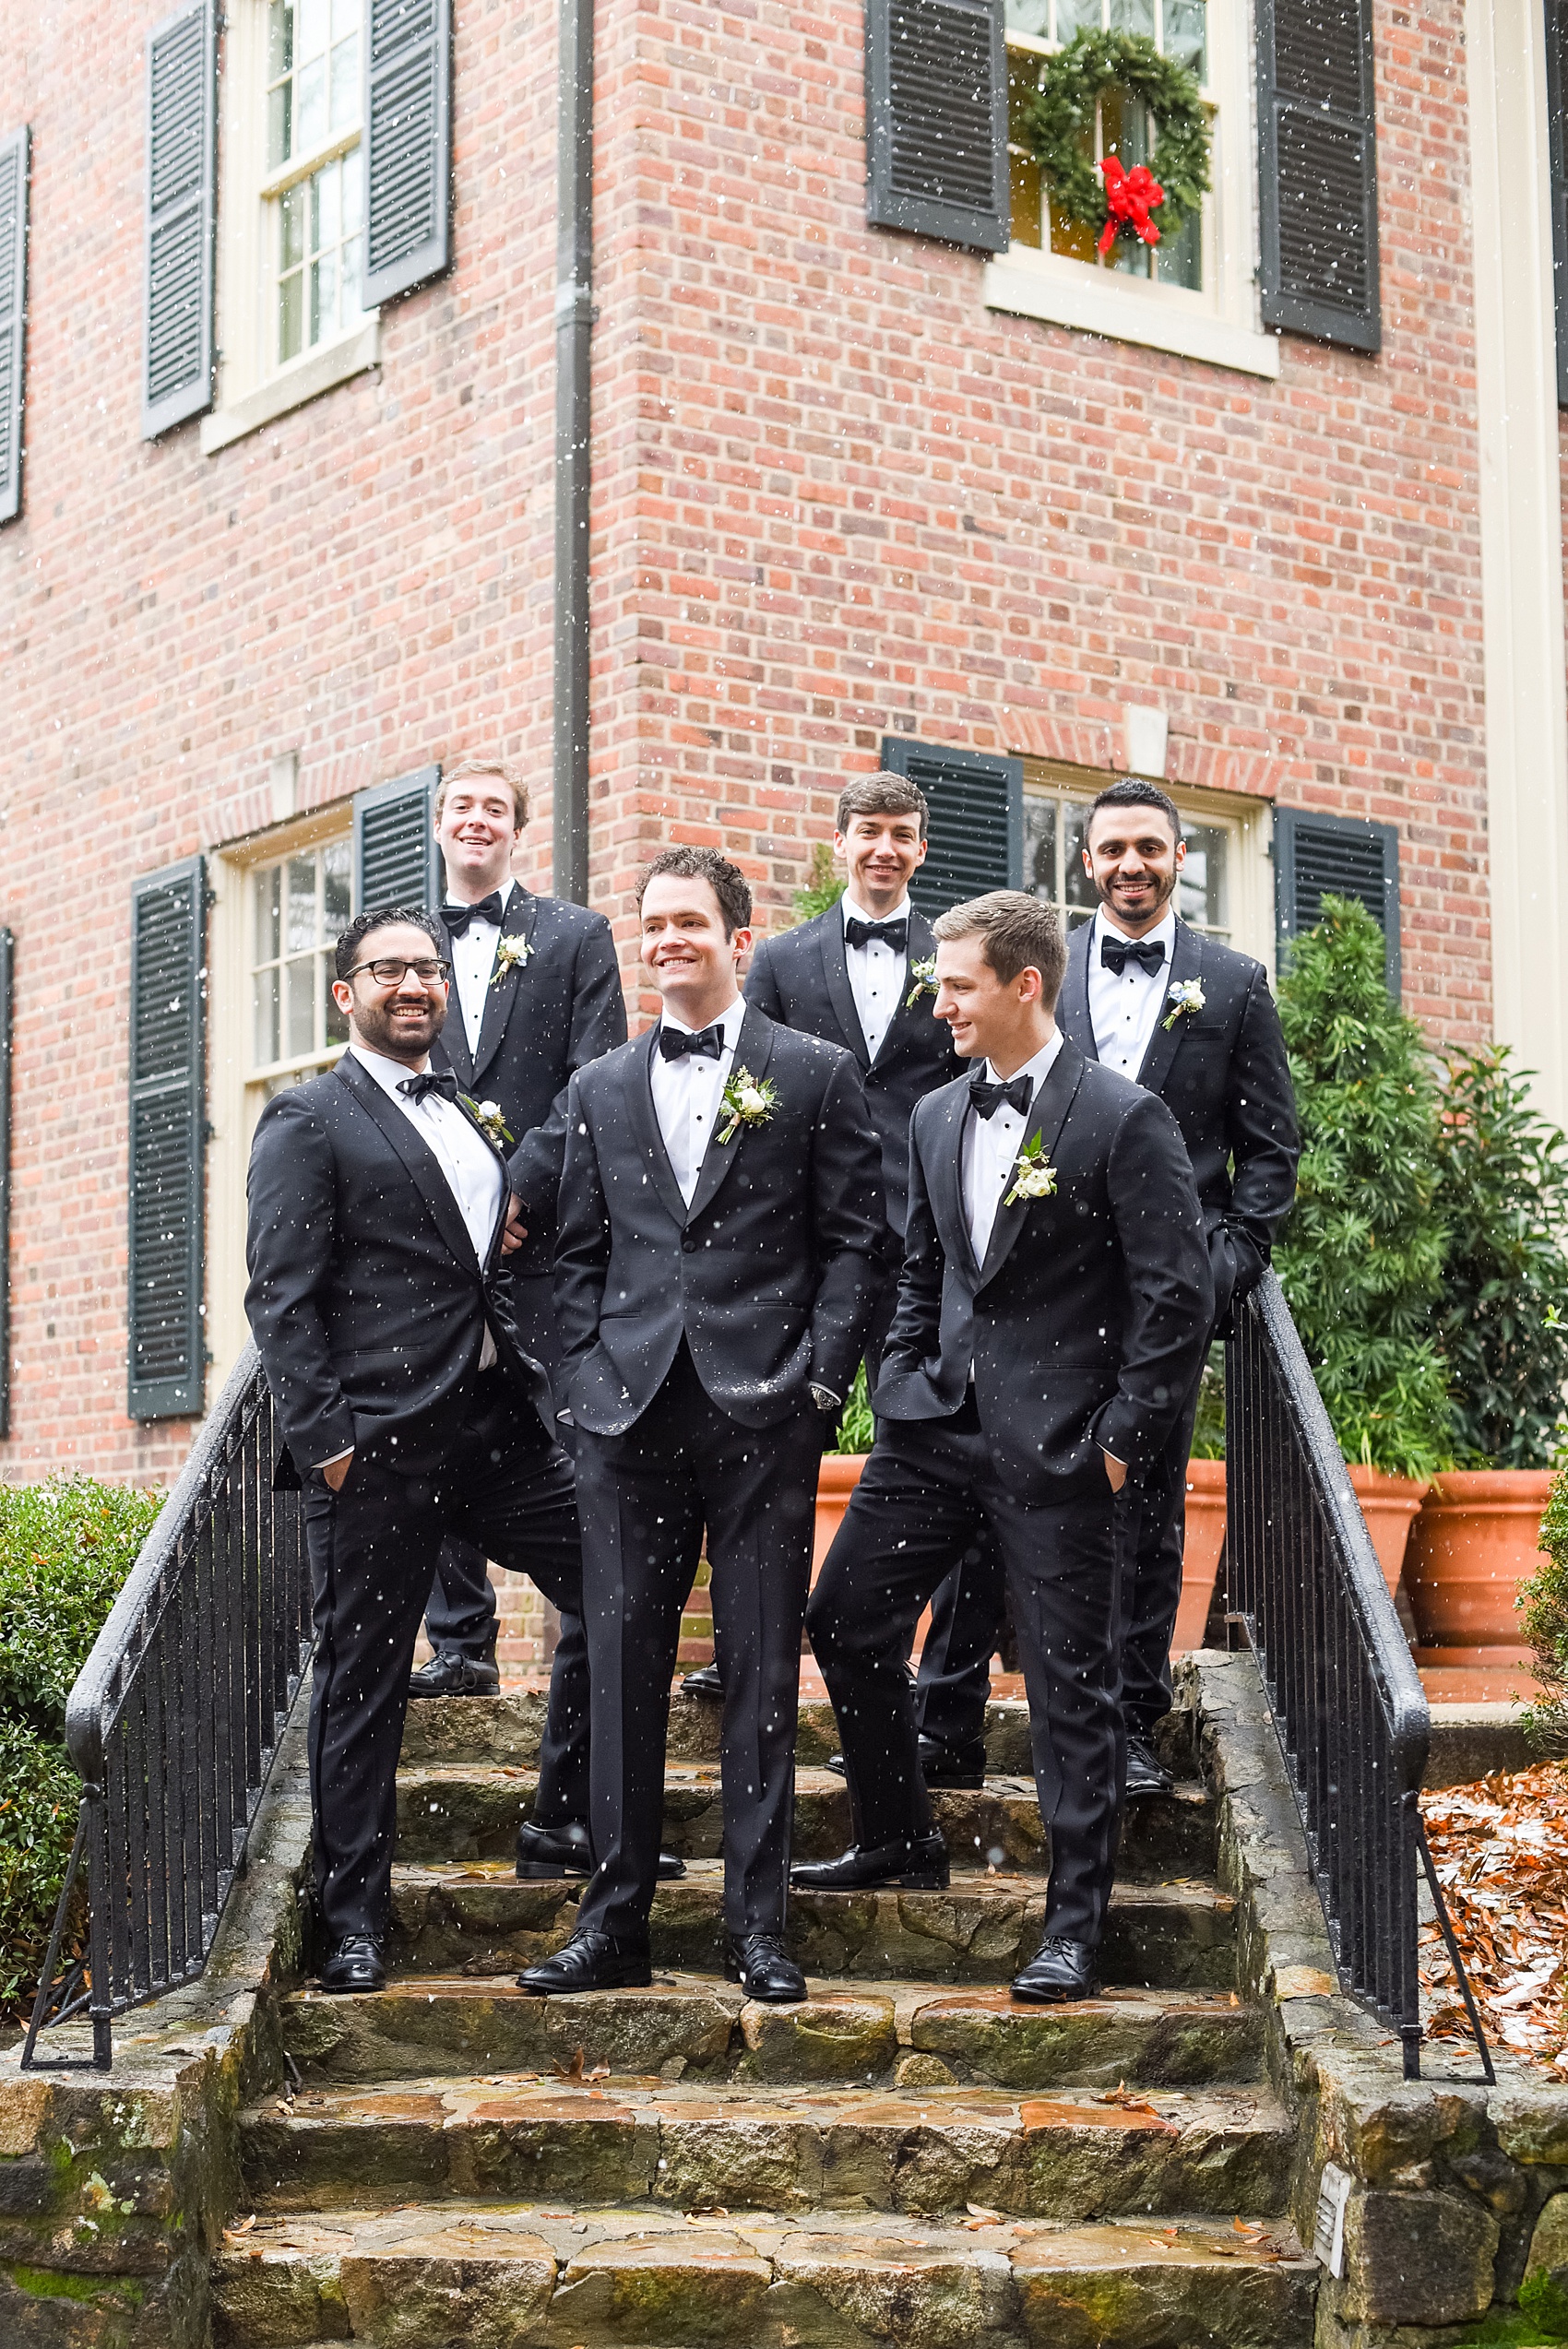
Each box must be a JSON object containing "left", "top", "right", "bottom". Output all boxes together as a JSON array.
[{"left": 345, "top": 957, "right": 451, "bottom": 987}]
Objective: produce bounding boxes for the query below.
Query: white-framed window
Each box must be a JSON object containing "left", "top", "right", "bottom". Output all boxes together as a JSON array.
[{"left": 248, "top": 837, "right": 353, "bottom": 1089}]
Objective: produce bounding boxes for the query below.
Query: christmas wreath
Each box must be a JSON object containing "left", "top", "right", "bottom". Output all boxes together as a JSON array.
[{"left": 1019, "top": 30, "right": 1211, "bottom": 255}]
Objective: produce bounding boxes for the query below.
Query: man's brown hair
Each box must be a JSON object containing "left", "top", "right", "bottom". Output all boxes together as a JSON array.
[
  {"left": 637, "top": 846, "right": 753, "bottom": 937},
  {"left": 434, "top": 757, "right": 529, "bottom": 830},
  {"left": 835, "top": 775, "right": 930, "bottom": 840},
  {"left": 932, "top": 890, "right": 1065, "bottom": 1005}
]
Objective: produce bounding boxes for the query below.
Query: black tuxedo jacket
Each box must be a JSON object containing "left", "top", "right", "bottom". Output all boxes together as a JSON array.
[
  {"left": 429, "top": 886, "right": 627, "bottom": 1275},
  {"left": 1058, "top": 917, "right": 1298, "bottom": 1323},
  {"left": 744, "top": 903, "right": 958, "bottom": 1236},
  {"left": 554, "top": 1006, "right": 887, "bottom": 1436},
  {"left": 245, "top": 1054, "right": 552, "bottom": 1478},
  {"left": 873, "top": 1041, "right": 1213, "bottom": 1502}
]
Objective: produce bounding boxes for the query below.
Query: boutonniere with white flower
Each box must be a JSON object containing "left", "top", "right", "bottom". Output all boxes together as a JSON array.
[
  {"left": 462, "top": 1096, "right": 515, "bottom": 1147},
  {"left": 718, "top": 1065, "right": 779, "bottom": 1145},
  {"left": 1162, "top": 978, "right": 1206, "bottom": 1032},
  {"left": 905, "top": 955, "right": 937, "bottom": 1009},
  {"left": 1004, "top": 1133, "right": 1058, "bottom": 1207},
  {"left": 490, "top": 935, "right": 532, "bottom": 988}
]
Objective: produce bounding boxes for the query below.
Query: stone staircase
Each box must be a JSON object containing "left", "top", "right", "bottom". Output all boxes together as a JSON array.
[{"left": 211, "top": 1688, "right": 1317, "bottom": 2348}]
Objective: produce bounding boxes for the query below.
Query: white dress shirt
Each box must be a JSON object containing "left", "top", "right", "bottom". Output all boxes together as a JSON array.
[
  {"left": 1087, "top": 905, "right": 1178, "bottom": 1079},
  {"left": 961, "top": 1029, "right": 1065, "bottom": 1266},
  {"left": 842, "top": 890, "right": 912, "bottom": 1064},
  {"left": 648, "top": 994, "right": 744, "bottom": 1205},
  {"left": 445, "top": 875, "right": 517, "bottom": 1057}
]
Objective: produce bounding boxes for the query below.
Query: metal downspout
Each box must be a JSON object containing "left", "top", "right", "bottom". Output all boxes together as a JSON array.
[{"left": 552, "top": 0, "right": 593, "bottom": 905}]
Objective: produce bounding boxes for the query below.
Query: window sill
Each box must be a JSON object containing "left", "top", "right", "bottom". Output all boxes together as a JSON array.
[
  {"left": 200, "top": 319, "right": 381, "bottom": 456},
  {"left": 983, "top": 254, "right": 1281, "bottom": 381}
]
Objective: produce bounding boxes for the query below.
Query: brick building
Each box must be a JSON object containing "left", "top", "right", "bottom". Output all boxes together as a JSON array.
[{"left": 0, "top": 0, "right": 1565, "bottom": 1489}]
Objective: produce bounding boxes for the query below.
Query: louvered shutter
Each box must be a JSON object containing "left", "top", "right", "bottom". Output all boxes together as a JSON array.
[
  {"left": 362, "top": 0, "right": 452, "bottom": 308},
  {"left": 881, "top": 738, "right": 1024, "bottom": 918},
  {"left": 865, "top": 0, "right": 1009, "bottom": 254},
  {"left": 142, "top": 0, "right": 216, "bottom": 439},
  {"left": 353, "top": 767, "right": 441, "bottom": 912},
  {"left": 0, "top": 128, "right": 29, "bottom": 528},
  {"left": 1256, "top": 0, "right": 1381, "bottom": 355},
  {"left": 0, "top": 931, "right": 13, "bottom": 1437},
  {"left": 128, "top": 860, "right": 207, "bottom": 1420},
  {"left": 1547, "top": 0, "right": 1568, "bottom": 405},
  {"left": 1274, "top": 807, "right": 1400, "bottom": 992}
]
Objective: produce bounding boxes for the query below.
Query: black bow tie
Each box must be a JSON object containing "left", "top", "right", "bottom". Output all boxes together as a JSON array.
[
  {"left": 659, "top": 1023, "right": 725, "bottom": 1063},
  {"left": 441, "top": 892, "right": 505, "bottom": 936},
  {"left": 969, "top": 1069, "right": 1033, "bottom": 1121},
  {"left": 845, "top": 916, "right": 909, "bottom": 954},
  {"left": 1100, "top": 933, "right": 1168, "bottom": 977},
  {"left": 398, "top": 1069, "right": 460, "bottom": 1107}
]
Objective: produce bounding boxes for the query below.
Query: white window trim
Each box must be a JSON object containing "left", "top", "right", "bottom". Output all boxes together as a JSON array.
[
  {"left": 988, "top": 8, "right": 1280, "bottom": 381},
  {"left": 206, "top": 0, "right": 379, "bottom": 455}
]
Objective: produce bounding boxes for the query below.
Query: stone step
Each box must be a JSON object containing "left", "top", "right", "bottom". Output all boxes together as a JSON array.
[
  {"left": 282, "top": 1973, "right": 1263, "bottom": 2091},
  {"left": 212, "top": 2203, "right": 1315, "bottom": 2349},
  {"left": 237, "top": 2074, "right": 1295, "bottom": 2222},
  {"left": 386, "top": 1860, "right": 1237, "bottom": 1988},
  {"left": 394, "top": 1763, "right": 1218, "bottom": 1879}
]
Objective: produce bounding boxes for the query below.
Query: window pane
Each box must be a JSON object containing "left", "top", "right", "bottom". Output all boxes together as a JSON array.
[
  {"left": 287, "top": 955, "right": 315, "bottom": 1058},
  {"left": 287, "top": 856, "right": 317, "bottom": 952},
  {"left": 330, "top": 31, "right": 360, "bottom": 134},
  {"left": 1057, "top": 0, "right": 1101, "bottom": 36},
  {"left": 1179, "top": 824, "right": 1227, "bottom": 930},
  {"left": 296, "top": 53, "right": 327, "bottom": 153},
  {"left": 1063, "top": 802, "right": 1099, "bottom": 915},
  {"left": 299, "top": 0, "right": 330, "bottom": 61},
  {"left": 332, "top": 0, "right": 359, "bottom": 33},
  {"left": 326, "top": 973, "right": 350, "bottom": 1046},
  {"left": 254, "top": 967, "right": 280, "bottom": 1067},
  {"left": 279, "top": 270, "right": 303, "bottom": 361},
  {"left": 268, "top": 2, "right": 294, "bottom": 80},
  {"left": 344, "top": 144, "right": 364, "bottom": 232},
  {"left": 1024, "top": 796, "right": 1058, "bottom": 902},
  {"left": 254, "top": 865, "right": 281, "bottom": 962},
  {"left": 1004, "top": 0, "right": 1051, "bottom": 30},
  {"left": 1110, "top": 0, "right": 1156, "bottom": 35},
  {"left": 323, "top": 842, "right": 352, "bottom": 924},
  {"left": 1162, "top": 0, "right": 1206, "bottom": 76},
  {"left": 1158, "top": 203, "right": 1202, "bottom": 290},
  {"left": 317, "top": 157, "right": 341, "bottom": 246},
  {"left": 267, "top": 79, "right": 292, "bottom": 170}
]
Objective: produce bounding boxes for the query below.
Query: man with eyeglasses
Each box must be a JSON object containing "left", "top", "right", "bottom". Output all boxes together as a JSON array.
[{"left": 244, "top": 910, "right": 599, "bottom": 1996}]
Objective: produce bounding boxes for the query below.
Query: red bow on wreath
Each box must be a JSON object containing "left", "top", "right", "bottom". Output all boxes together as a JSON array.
[{"left": 1097, "top": 154, "right": 1165, "bottom": 254}]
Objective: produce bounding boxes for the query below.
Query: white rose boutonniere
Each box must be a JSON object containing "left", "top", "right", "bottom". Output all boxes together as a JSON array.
[
  {"left": 718, "top": 1065, "right": 779, "bottom": 1145},
  {"left": 490, "top": 935, "right": 532, "bottom": 988},
  {"left": 1004, "top": 1134, "right": 1058, "bottom": 1207},
  {"left": 463, "top": 1096, "right": 515, "bottom": 1147},
  {"left": 1162, "top": 979, "right": 1206, "bottom": 1032},
  {"left": 905, "top": 955, "right": 938, "bottom": 1009}
]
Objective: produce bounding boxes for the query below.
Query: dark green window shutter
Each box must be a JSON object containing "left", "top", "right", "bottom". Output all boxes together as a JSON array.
[
  {"left": 142, "top": 0, "right": 217, "bottom": 438},
  {"left": 1547, "top": 0, "right": 1568, "bottom": 405},
  {"left": 882, "top": 738, "right": 1023, "bottom": 919},
  {"left": 0, "top": 931, "right": 13, "bottom": 1438},
  {"left": 1275, "top": 807, "right": 1400, "bottom": 992},
  {"left": 128, "top": 860, "right": 207, "bottom": 1421},
  {"left": 865, "top": 0, "right": 1009, "bottom": 254},
  {"left": 1256, "top": 0, "right": 1381, "bottom": 355},
  {"left": 353, "top": 766, "right": 441, "bottom": 912},
  {"left": 362, "top": 0, "right": 452, "bottom": 307},
  {"left": 0, "top": 127, "right": 29, "bottom": 528}
]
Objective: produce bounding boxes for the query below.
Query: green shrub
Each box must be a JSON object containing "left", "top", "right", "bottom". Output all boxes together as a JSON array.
[
  {"left": 831, "top": 1361, "right": 875, "bottom": 1454},
  {"left": 793, "top": 843, "right": 846, "bottom": 923},
  {"left": 1189, "top": 1343, "right": 1226, "bottom": 1460},
  {"left": 1521, "top": 1464, "right": 1568, "bottom": 1756},
  {"left": 1274, "top": 896, "right": 1454, "bottom": 1479}
]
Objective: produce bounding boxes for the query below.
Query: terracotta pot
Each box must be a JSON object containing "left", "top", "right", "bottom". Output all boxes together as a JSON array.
[
  {"left": 814, "top": 1452, "right": 868, "bottom": 1572},
  {"left": 1346, "top": 1465, "right": 1430, "bottom": 1598},
  {"left": 1173, "top": 1457, "right": 1227, "bottom": 1652},
  {"left": 1405, "top": 1468, "right": 1554, "bottom": 1667}
]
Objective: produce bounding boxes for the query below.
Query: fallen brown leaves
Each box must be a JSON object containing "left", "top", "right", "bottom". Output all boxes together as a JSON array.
[{"left": 1420, "top": 1761, "right": 1568, "bottom": 2073}]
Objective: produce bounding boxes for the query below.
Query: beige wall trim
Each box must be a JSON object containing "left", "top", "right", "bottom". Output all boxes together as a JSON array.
[{"left": 1466, "top": 0, "right": 1568, "bottom": 1125}]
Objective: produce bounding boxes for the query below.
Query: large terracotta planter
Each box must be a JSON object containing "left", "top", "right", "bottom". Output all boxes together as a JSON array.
[
  {"left": 1173, "top": 1457, "right": 1228, "bottom": 1652},
  {"left": 1346, "top": 1465, "right": 1430, "bottom": 1597},
  {"left": 814, "top": 1452, "right": 868, "bottom": 1572},
  {"left": 1405, "top": 1469, "right": 1553, "bottom": 1668}
]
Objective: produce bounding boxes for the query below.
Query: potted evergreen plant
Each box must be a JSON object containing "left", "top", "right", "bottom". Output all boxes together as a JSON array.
[{"left": 1274, "top": 896, "right": 1454, "bottom": 1593}]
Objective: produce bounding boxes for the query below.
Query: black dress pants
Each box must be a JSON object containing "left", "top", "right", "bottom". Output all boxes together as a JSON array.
[
  {"left": 303, "top": 1371, "right": 588, "bottom": 1940},
  {"left": 572, "top": 1347, "right": 825, "bottom": 1944},
  {"left": 808, "top": 1401, "right": 1130, "bottom": 1947}
]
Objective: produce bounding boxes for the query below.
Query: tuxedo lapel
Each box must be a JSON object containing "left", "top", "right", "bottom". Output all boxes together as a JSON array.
[
  {"left": 625, "top": 1028, "right": 693, "bottom": 1230},
  {"left": 434, "top": 908, "right": 476, "bottom": 1094},
  {"left": 1134, "top": 920, "right": 1202, "bottom": 1096},
  {"left": 1059, "top": 921, "right": 1096, "bottom": 1059},
  {"left": 470, "top": 887, "right": 538, "bottom": 1088},
  {"left": 684, "top": 1006, "right": 778, "bottom": 1226},
  {"left": 871, "top": 907, "right": 937, "bottom": 1073},
  {"left": 334, "top": 1057, "right": 482, "bottom": 1274},
  {"left": 976, "top": 1042, "right": 1086, "bottom": 1291},
  {"left": 816, "top": 915, "right": 871, "bottom": 1068},
  {"left": 927, "top": 1080, "right": 980, "bottom": 1286}
]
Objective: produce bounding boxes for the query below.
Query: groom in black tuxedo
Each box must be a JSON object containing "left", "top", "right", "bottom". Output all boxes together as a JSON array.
[
  {"left": 245, "top": 912, "right": 594, "bottom": 1994},
  {"left": 917, "top": 780, "right": 1298, "bottom": 1797},
  {"left": 518, "top": 848, "right": 885, "bottom": 2002},
  {"left": 411, "top": 757, "right": 626, "bottom": 1703},
  {"left": 798, "top": 890, "right": 1211, "bottom": 2001}
]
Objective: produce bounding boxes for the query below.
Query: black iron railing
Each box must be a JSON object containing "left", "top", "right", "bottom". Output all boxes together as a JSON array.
[
  {"left": 21, "top": 1346, "right": 311, "bottom": 2070},
  {"left": 1226, "top": 1273, "right": 1491, "bottom": 2082}
]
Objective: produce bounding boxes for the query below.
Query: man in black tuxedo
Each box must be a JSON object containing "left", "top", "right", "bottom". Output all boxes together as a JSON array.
[
  {"left": 517, "top": 848, "right": 885, "bottom": 2003},
  {"left": 681, "top": 772, "right": 958, "bottom": 1704},
  {"left": 410, "top": 756, "right": 626, "bottom": 1702},
  {"left": 917, "top": 780, "right": 1298, "bottom": 1797},
  {"left": 797, "top": 890, "right": 1212, "bottom": 2001},
  {"left": 245, "top": 912, "right": 594, "bottom": 1995}
]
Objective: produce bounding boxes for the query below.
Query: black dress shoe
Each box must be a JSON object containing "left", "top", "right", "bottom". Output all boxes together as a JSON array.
[
  {"left": 1124, "top": 1733, "right": 1174, "bottom": 1797},
  {"left": 790, "top": 1833, "right": 949, "bottom": 1892},
  {"left": 516, "top": 1819, "right": 686, "bottom": 1881},
  {"left": 517, "top": 1928, "right": 652, "bottom": 1994},
  {"left": 724, "top": 1932, "right": 806, "bottom": 2003},
  {"left": 317, "top": 1934, "right": 386, "bottom": 1994},
  {"left": 1012, "top": 1936, "right": 1099, "bottom": 2003},
  {"left": 681, "top": 1661, "right": 724, "bottom": 1700},
  {"left": 407, "top": 1646, "right": 501, "bottom": 1699},
  {"left": 919, "top": 1734, "right": 987, "bottom": 1789}
]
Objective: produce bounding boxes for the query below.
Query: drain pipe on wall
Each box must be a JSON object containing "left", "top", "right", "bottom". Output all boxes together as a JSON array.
[{"left": 552, "top": 0, "right": 593, "bottom": 905}]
